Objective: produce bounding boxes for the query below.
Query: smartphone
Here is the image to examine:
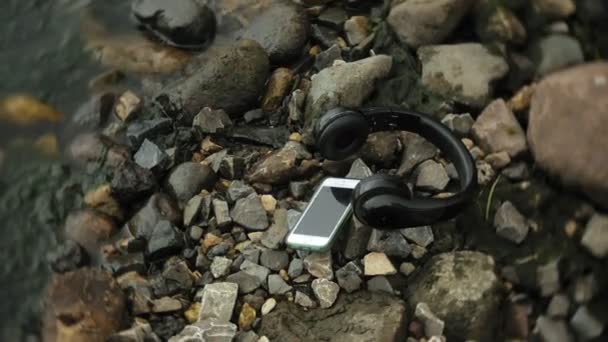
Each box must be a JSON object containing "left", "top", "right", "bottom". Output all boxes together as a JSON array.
[{"left": 286, "top": 177, "right": 360, "bottom": 252}]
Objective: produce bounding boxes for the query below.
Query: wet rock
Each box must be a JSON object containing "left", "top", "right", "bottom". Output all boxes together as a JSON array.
[
  {"left": 335, "top": 261, "right": 363, "bottom": 293},
  {"left": 64, "top": 209, "right": 116, "bottom": 260},
  {"left": 226, "top": 271, "right": 262, "bottom": 294},
  {"left": 48, "top": 240, "right": 88, "bottom": 273},
  {"left": 494, "top": 201, "right": 529, "bottom": 244},
  {"left": 538, "top": 260, "right": 561, "bottom": 297},
  {"left": 159, "top": 40, "right": 269, "bottom": 117},
  {"left": 406, "top": 251, "right": 502, "bottom": 341},
  {"left": 43, "top": 268, "right": 125, "bottom": 342},
  {"left": 548, "top": 293, "right": 570, "bottom": 318},
  {"left": 415, "top": 160, "right": 450, "bottom": 192},
  {"left": 193, "top": 107, "right": 232, "bottom": 134},
  {"left": 397, "top": 134, "right": 438, "bottom": 176},
  {"left": 418, "top": 43, "right": 509, "bottom": 107},
  {"left": 260, "top": 250, "right": 289, "bottom": 272},
  {"left": 111, "top": 161, "right": 156, "bottom": 202},
  {"left": 315, "top": 44, "right": 343, "bottom": 71},
  {"left": 166, "top": 162, "right": 217, "bottom": 206},
  {"left": 312, "top": 279, "right": 340, "bottom": 308},
  {"left": 304, "top": 252, "right": 334, "bottom": 279},
  {"left": 262, "top": 68, "right": 293, "bottom": 114},
  {"left": 126, "top": 118, "right": 172, "bottom": 147},
  {"left": 472, "top": 98, "right": 527, "bottom": 157},
  {"left": 132, "top": 0, "right": 216, "bottom": 48},
  {"left": 268, "top": 274, "right": 292, "bottom": 295},
  {"left": 227, "top": 180, "right": 256, "bottom": 204},
  {"left": 581, "top": 214, "right": 608, "bottom": 258},
  {"left": 305, "top": 55, "right": 393, "bottom": 131},
  {"left": 344, "top": 16, "right": 370, "bottom": 46},
  {"left": 364, "top": 252, "right": 397, "bottom": 276},
  {"left": 238, "top": 0, "right": 309, "bottom": 64},
  {"left": 212, "top": 199, "right": 232, "bottom": 228},
  {"left": 343, "top": 217, "right": 373, "bottom": 260},
  {"left": 360, "top": 132, "right": 401, "bottom": 167},
  {"left": 388, "top": 0, "right": 473, "bottom": 48},
  {"left": 367, "top": 229, "right": 412, "bottom": 258},
  {"left": 528, "top": 63, "right": 608, "bottom": 208},
  {"left": 231, "top": 193, "right": 269, "bottom": 231},
  {"left": 198, "top": 282, "right": 238, "bottom": 322},
  {"left": 261, "top": 209, "right": 289, "bottom": 249},
  {"left": 245, "top": 149, "right": 297, "bottom": 185},
  {"left": 440, "top": 113, "right": 474, "bottom": 137},
  {"left": 146, "top": 220, "right": 184, "bottom": 259},
  {"left": 530, "top": 35, "right": 584, "bottom": 77},
  {"left": 535, "top": 316, "right": 574, "bottom": 342},
  {"left": 168, "top": 319, "right": 237, "bottom": 342},
  {"left": 531, "top": 0, "right": 576, "bottom": 19},
  {"left": 134, "top": 139, "right": 170, "bottom": 171},
  {"left": 129, "top": 193, "right": 182, "bottom": 240},
  {"left": 345, "top": 158, "right": 373, "bottom": 179},
  {"left": 259, "top": 291, "right": 407, "bottom": 341},
  {"left": 401, "top": 226, "right": 434, "bottom": 247},
  {"left": 240, "top": 260, "right": 271, "bottom": 285},
  {"left": 415, "top": 302, "right": 445, "bottom": 338}
]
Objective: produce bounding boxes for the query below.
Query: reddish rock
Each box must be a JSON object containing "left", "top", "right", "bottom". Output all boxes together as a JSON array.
[
  {"left": 528, "top": 62, "right": 608, "bottom": 208},
  {"left": 43, "top": 268, "right": 126, "bottom": 342}
]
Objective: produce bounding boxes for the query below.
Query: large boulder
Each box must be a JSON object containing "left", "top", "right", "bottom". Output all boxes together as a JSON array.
[
  {"left": 406, "top": 251, "right": 504, "bottom": 341},
  {"left": 259, "top": 291, "right": 407, "bottom": 341},
  {"left": 527, "top": 62, "right": 608, "bottom": 208},
  {"left": 43, "top": 268, "right": 126, "bottom": 342}
]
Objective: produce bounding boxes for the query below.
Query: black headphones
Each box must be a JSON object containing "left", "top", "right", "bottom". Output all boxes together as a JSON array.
[{"left": 316, "top": 107, "right": 477, "bottom": 230}]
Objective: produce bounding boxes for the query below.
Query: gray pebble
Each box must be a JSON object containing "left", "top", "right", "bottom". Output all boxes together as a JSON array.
[
  {"left": 260, "top": 250, "right": 289, "bottom": 271},
  {"left": 268, "top": 274, "right": 292, "bottom": 295}
]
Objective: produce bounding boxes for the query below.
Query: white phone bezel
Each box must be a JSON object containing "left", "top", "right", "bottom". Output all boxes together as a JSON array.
[{"left": 286, "top": 177, "right": 360, "bottom": 251}]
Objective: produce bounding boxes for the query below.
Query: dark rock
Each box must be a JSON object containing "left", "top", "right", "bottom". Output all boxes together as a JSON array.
[
  {"left": 207, "top": 242, "right": 231, "bottom": 258},
  {"left": 317, "top": 7, "right": 348, "bottom": 29},
  {"left": 475, "top": 3, "right": 526, "bottom": 44},
  {"left": 288, "top": 258, "right": 304, "bottom": 279},
  {"left": 367, "top": 276, "right": 394, "bottom": 294},
  {"left": 260, "top": 250, "right": 289, "bottom": 271},
  {"left": 102, "top": 252, "right": 145, "bottom": 276},
  {"left": 367, "top": 229, "right": 412, "bottom": 258},
  {"left": 268, "top": 274, "right": 292, "bottom": 295},
  {"left": 343, "top": 217, "right": 373, "bottom": 260},
  {"left": 166, "top": 162, "right": 217, "bottom": 206},
  {"left": 146, "top": 220, "right": 184, "bottom": 260},
  {"left": 131, "top": 0, "right": 216, "bottom": 48},
  {"left": 288, "top": 181, "right": 309, "bottom": 199},
  {"left": 43, "top": 269, "right": 126, "bottom": 342},
  {"left": 231, "top": 193, "right": 269, "bottom": 231},
  {"left": 259, "top": 292, "right": 407, "bottom": 341},
  {"left": 158, "top": 40, "right": 269, "bottom": 118},
  {"left": 126, "top": 118, "right": 172, "bottom": 147},
  {"left": 238, "top": 0, "right": 309, "bottom": 64},
  {"left": 401, "top": 226, "right": 434, "bottom": 247},
  {"left": 245, "top": 149, "right": 297, "bottom": 185},
  {"left": 335, "top": 261, "right": 363, "bottom": 293},
  {"left": 226, "top": 271, "right": 262, "bottom": 294},
  {"left": 168, "top": 319, "right": 237, "bottom": 342},
  {"left": 129, "top": 193, "right": 182, "bottom": 240},
  {"left": 108, "top": 321, "right": 160, "bottom": 342},
  {"left": 203, "top": 149, "right": 227, "bottom": 173},
  {"left": 212, "top": 199, "right": 232, "bottom": 228},
  {"left": 219, "top": 155, "right": 245, "bottom": 180},
  {"left": 228, "top": 126, "right": 290, "bottom": 149},
  {"left": 64, "top": 209, "right": 117, "bottom": 261},
  {"left": 193, "top": 107, "right": 232, "bottom": 133},
  {"left": 150, "top": 316, "right": 186, "bottom": 341},
  {"left": 360, "top": 132, "right": 401, "bottom": 167},
  {"left": 494, "top": 201, "right": 529, "bottom": 244},
  {"left": 530, "top": 35, "right": 584, "bottom": 77},
  {"left": 406, "top": 251, "right": 503, "bottom": 341},
  {"left": 502, "top": 161, "right": 530, "bottom": 180},
  {"left": 240, "top": 260, "right": 271, "bottom": 285},
  {"left": 243, "top": 108, "right": 265, "bottom": 123},
  {"left": 227, "top": 180, "right": 256, "bottom": 204},
  {"left": 311, "top": 24, "right": 339, "bottom": 48},
  {"left": 162, "top": 256, "right": 193, "bottom": 290},
  {"left": 315, "top": 44, "right": 343, "bottom": 71},
  {"left": 111, "top": 161, "right": 156, "bottom": 202},
  {"left": 261, "top": 209, "right": 289, "bottom": 249},
  {"left": 397, "top": 134, "right": 438, "bottom": 176},
  {"left": 47, "top": 240, "right": 88, "bottom": 273},
  {"left": 134, "top": 139, "right": 170, "bottom": 171}
]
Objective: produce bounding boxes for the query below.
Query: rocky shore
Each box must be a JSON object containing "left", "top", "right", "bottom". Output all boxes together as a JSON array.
[{"left": 1, "top": 0, "right": 607, "bottom": 341}]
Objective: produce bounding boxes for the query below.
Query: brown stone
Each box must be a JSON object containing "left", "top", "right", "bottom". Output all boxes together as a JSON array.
[
  {"left": 245, "top": 148, "right": 298, "bottom": 185},
  {"left": 239, "top": 303, "right": 257, "bottom": 331},
  {"left": 64, "top": 209, "right": 117, "bottom": 260},
  {"left": 43, "top": 268, "right": 126, "bottom": 342},
  {"left": 472, "top": 99, "right": 527, "bottom": 157},
  {"left": 262, "top": 68, "right": 293, "bottom": 113},
  {"left": 84, "top": 184, "right": 124, "bottom": 221},
  {"left": 528, "top": 62, "right": 608, "bottom": 208}
]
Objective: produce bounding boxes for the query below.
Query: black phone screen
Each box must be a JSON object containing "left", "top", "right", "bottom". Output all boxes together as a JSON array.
[{"left": 293, "top": 186, "right": 353, "bottom": 238}]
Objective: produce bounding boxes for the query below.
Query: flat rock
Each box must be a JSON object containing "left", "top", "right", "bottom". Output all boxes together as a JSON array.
[
  {"left": 406, "top": 251, "right": 503, "bottom": 341},
  {"left": 245, "top": 148, "right": 298, "bottom": 185},
  {"left": 225, "top": 271, "right": 262, "bottom": 294},
  {"left": 364, "top": 252, "right": 397, "bottom": 276},
  {"left": 305, "top": 55, "right": 393, "bottom": 132},
  {"left": 415, "top": 160, "right": 450, "bottom": 192},
  {"left": 401, "top": 226, "right": 434, "bottom": 247},
  {"left": 397, "top": 134, "right": 438, "bottom": 176},
  {"left": 240, "top": 260, "right": 271, "bottom": 285},
  {"left": 472, "top": 99, "right": 528, "bottom": 157},
  {"left": 227, "top": 180, "right": 256, "bottom": 204},
  {"left": 43, "top": 269, "right": 126, "bottom": 342},
  {"left": 166, "top": 162, "right": 217, "bottom": 206},
  {"left": 268, "top": 274, "right": 292, "bottom": 295},
  {"left": 388, "top": 0, "right": 473, "bottom": 48},
  {"left": 311, "top": 279, "right": 340, "bottom": 308},
  {"left": 528, "top": 62, "right": 608, "bottom": 208},
  {"left": 418, "top": 43, "right": 509, "bottom": 107},
  {"left": 210, "top": 256, "right": 232, "bottom": 278},
  {"left": 367, "top": 276, "right": 394, "bottom": 294},
  {"left": 304, "top": 252, "right": 334, "bottom": 279},
  {"left": 260, "top": 250, "right": 289, "bottom": 271},
  {"left": 259, "top": 292, "right": 407, "bottom": 341},
  {"left": 134, "top": 139, "right": 169, "bottom": 171},
  {"left": 494, "top": 201, "right": 529, "bottom": 244},
  {"left": 230, "top": 193, "right": 269, "bottom": 231},
  {"left": 198, "top": 282, "right": 238, "bottom": 322},
  {"left": 158, "top": 40, "right": 269, "bottom": 118}
]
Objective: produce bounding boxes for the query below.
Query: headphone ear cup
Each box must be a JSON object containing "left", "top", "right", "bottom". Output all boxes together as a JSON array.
[
  {"left": 316, "top": 109, "right": 370, "bottom": 161},
  {"left": 352, "top": 174, "right": 413, "bottom": 228}
]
